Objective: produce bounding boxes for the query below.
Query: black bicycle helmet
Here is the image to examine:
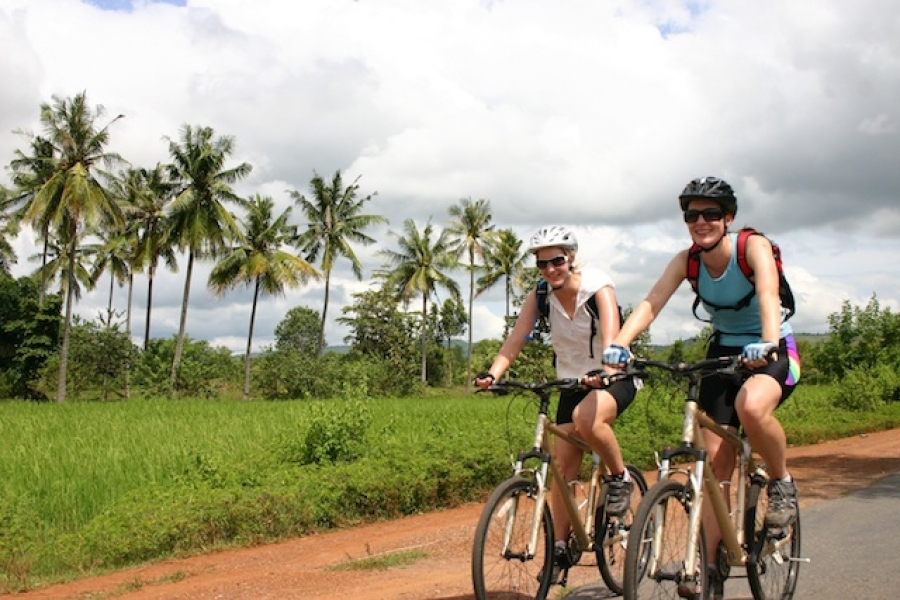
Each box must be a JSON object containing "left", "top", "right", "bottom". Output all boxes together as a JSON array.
[{"left": 678, "top": 176, "right": 737, "bottom": 215}]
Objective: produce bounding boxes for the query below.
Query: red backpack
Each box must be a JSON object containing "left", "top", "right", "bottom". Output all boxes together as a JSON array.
[{"left": 685, "top": 227, "right": 796, "bottom": 322}]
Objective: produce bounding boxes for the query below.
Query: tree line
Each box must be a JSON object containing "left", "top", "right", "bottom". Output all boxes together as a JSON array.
[
  {"left": 4, "top": 92, "right": 898, "bottom": 404},
  {"left": 0, "top": 91, "right": 540, "bottom": 401}
]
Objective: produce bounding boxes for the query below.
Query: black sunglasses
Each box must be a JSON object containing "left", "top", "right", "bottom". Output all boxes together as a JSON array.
[
  {"left": 536, "top": 255, "right": 568, "bottom": 269},
  {"left": 683, "top": 208, "right": 725, "bottom": 223}
]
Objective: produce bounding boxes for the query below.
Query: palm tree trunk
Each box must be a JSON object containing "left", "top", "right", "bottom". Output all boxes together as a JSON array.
[
  {"left": 504, "top": 276, "right": 512, "bottom": 336},
  {"left": 38, "top": 235, "right": 49, "bottom": 308},
  {"left": 144, "top": 260, "right": 156, "bottom": 351},
  {"left": 125, "top": 273, "right": 133, "bottom": 399},
  {"left": 243, "top": 277, "right": 261, "bottom": 401},
  {"left": 318, "top": 269, "right": 331, "bottom": 358},
  {"left": 170, "top": 249, "right": 195, "bottom": 394},
  {"left": 56, "top": 235, "right": 78, "bottom": 403},
  {"left": 466, "top": 251, "right": 475, "bottom": 394},
  {"left": 106, "top": 272, "right": 114, "bottom": 325},
  {"left": 101, "top": 272, "right": 114, "bottom": 400},
  {"left": 421, "top": 293, "right": 428, "bottom": 383}
]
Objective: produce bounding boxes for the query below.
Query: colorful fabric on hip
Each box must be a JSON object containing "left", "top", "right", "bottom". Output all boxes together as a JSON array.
[{"left": 785, "top": 334, "right": 801, "bottom": 386}]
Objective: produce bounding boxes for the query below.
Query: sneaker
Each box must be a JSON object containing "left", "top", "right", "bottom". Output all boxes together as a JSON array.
[
  {"left": 538, "top": 545, "right": 570, "bottom": 585},
  {"left": 707, "top": 563, "right": 725, "bottom": 600},
  {"left": 765, "top": 479, "right": 798, "bottom": 528},
  {"left": 603, "top": 474, "right": 634, "bottom": 517},
  {"left": 676, "top": 566, "right": 723, "bottom": 600}
]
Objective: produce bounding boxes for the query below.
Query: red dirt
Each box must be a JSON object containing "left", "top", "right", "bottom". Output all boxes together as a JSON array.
[{"left": 6, "top": 428, "right": 900, "bottom": 600}]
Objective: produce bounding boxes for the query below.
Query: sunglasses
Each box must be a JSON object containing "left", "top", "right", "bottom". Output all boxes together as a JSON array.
[
  {"left": 683, "top": 208, "right": 725, "bottom": 223},
  {"left": 536, "top": 255, "right": 568, "bottom": 270}
]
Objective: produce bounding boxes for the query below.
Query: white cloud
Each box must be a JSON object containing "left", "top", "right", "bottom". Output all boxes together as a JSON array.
[{"left": 3, "top": 0, "right": 900, "bottom": 354}]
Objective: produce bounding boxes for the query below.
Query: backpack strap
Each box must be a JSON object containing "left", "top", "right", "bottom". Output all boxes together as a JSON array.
[
  {"left": 584, "top": 293, "right": 625, "bottom": 359},
  {"left": 735, "top": 228, "right": 757, "bottom": 280},
  {"left": 585, "top": 295, "right": 598, "bottom": 358},
  {"left": 685, "top": 245, "right": 708, "bottom": 321},
  {"left": 536, "top": 279, "right": 550, "bottom": 331},
  {"left": 687, "top": 228, "right": 796, "bottom": 321},
  {"left": 685, "top": 233, "right": 754, "bottom": 321}
]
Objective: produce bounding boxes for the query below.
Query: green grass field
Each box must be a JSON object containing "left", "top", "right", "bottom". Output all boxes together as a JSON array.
[{"left": 1, "top": 383, "right": 898, "bottom": 591}]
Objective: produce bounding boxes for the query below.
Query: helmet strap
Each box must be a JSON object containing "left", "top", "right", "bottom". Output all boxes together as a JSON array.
[{"left": 699, "top": 232, "right": 726, "bottom": 253}]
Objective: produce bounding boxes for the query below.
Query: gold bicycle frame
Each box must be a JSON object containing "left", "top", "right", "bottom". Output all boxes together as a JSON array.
[
  {"left": 513, "top": 410, "right": 613, "bottom": 557},
  {"left": 657, "top": 398, "right": 763, "bottom": 577}
]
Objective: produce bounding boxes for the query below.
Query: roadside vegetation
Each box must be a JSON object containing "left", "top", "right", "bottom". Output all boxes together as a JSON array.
[{"left": 2, "top": 298, "right": 900, "bottom": 592}]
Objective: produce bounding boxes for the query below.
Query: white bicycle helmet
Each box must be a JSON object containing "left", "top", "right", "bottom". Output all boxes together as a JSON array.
[{"left": 527, "top": 225, "right": 578, "bottom": 254}]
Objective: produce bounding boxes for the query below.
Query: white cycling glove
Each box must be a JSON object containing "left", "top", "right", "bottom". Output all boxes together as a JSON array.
[
  {"left": 742, "top": 341, "right": 778, "bottom": 362},
  {"left": 602, "top": 344, "right": 633, "bottom": 366}
]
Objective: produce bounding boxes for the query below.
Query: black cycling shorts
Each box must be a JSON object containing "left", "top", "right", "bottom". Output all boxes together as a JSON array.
[
  {"left": 556, "top": 378, "right": 638, "bottom": 425},
  {"left": 700, "top": 337, "right": 797, "bottom": 428}
]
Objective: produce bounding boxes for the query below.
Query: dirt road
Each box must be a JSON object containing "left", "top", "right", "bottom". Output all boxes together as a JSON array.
[{"left": 8, "top": 427, "right": 900, "bottom": 600}]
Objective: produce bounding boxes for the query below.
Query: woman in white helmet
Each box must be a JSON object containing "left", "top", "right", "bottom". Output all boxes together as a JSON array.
[{"left": 474, "top": 225, "right": 638, "bottom": 585}]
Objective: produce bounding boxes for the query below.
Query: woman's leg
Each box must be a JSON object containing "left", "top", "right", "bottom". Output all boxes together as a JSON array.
[
  {"left": 571, "top": 389, "right": 625, "bottom": 474},
  {"left": 736, "top": 374, "right": 787, "bottom": 478}
]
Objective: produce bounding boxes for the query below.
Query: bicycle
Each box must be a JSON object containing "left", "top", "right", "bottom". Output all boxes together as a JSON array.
[
  {"left": 472, "top": 377, "right": 648, "bottom": 600},
  {"left": 621, "top": 355, "right": 804, "bottom": 600}
]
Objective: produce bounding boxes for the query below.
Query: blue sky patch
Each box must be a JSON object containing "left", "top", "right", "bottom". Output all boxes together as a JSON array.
[{"left": 86, "top": 0, "right": 186, "bottom": 11}]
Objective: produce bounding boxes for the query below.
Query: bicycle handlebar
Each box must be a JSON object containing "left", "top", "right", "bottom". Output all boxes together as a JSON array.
[
  {"left": 481, "top": 378, "right": 579, "bottom": 395},
  {"left": 480, "top": 372, "right": 634, "bottom": 395},
  {"left": 625, "top": 354, "right": 746, "bottom": 379}
]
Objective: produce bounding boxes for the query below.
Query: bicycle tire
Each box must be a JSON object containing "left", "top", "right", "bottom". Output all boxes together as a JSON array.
[
  {"left": 594, "top": 464, "right": 648, "bottom": 594},
  {"left": 623, "top": 478, "right": 707, "bottom": 600},
  {"left": 745, "top": 478, "right": 802, "bottom": 600},
  {"left": 472, "top": 476, "right": 555, "bottom": 600}
]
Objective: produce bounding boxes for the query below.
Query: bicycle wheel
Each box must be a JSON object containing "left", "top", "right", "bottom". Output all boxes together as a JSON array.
[
  {"left": 624, "top": 478, "right": 707, "bottom": 600},
  {"left": 745, "top": 478, "right": 801, "bottom": 600},
  {"left": 595, "top": 464, "right": 648, "bottom": 594},
  {"left": 472, "top": 476, "right": 555, "bottom": 600}
]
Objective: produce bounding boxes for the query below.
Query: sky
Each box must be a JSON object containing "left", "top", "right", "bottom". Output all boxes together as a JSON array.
[{"left": 1, "top": 0, "right": 899, "bottom": 354}]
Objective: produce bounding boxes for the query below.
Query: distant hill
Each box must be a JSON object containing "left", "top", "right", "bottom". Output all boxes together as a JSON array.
[{"left": 794, "top": 332, "right": 829, "bottom": 344}]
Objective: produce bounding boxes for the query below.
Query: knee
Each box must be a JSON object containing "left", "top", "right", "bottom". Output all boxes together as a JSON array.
[
  {"left": 571, "top": 402, "right": 594, "bottom": 431},
  {"left": 736, "top": 401, "right": 768, "bottom": 429}
]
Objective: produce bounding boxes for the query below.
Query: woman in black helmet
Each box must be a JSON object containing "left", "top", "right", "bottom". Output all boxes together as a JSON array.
[{"left": 602, "top": 177, "right": 801, "bottom": 599}]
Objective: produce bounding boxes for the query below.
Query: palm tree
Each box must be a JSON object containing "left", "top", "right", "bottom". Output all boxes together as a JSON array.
[
  {"left": 8, "top": 135, "right": 57, "bottom": 304},
  {"left": 86, "top": 227, "right": 132, "bottom": 326},
  {"left": 28, "top": 240, "right": 94, "bottom": 303},
  {"left": 118, "top": 165, "right": 177, "bottom": 350},
  {"left": 21, "top": 91, "right": 124, "bottom": 402},
  {"left": 209, "top": 195, "right": 318, "bottom": 400},
  {"left": 289, "top": 170, "right": 386, "bottom": 357},
  {"left": 380, "top": 218, "right": 460, "bottom": 383},
  {"left": 0, "top": 187, "right": 16, "bottom": 275},
  {"left": 446, "top": 197, "right": 493, "bottom": 393},
  {"left": 476, "top": 228, "right": 529, "bottom": 328},
  {"left": 165, "top": 124, "right": 252, "bottom": 392}
]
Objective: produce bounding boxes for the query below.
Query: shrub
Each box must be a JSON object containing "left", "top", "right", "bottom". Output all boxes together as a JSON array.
[{"left": 830, "top": 364, "right": 897, "bottom": 411}]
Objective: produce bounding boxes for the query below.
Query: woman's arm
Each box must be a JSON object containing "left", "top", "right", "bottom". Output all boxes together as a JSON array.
[
  {"left": 595, "top": 285, "right": 621, "bottom": 350},
  {"left": 613, "top": 249, "right": 689, "bottom": 348},
  {"left": 478, "top": 289, "right": 539, "bottom": 382}
]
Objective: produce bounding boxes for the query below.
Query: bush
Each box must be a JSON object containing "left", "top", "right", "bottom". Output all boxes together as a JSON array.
[{"left": 830, "top": 363, "right": 900, "bottom": 411}]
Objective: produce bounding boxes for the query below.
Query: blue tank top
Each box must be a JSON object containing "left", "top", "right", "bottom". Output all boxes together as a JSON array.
[{"left": 697, "top": 233, "right": 793, "bottom": 347}]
